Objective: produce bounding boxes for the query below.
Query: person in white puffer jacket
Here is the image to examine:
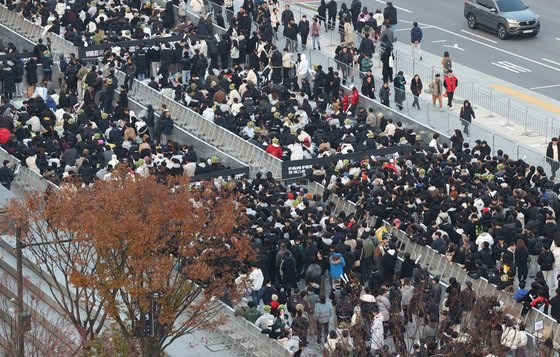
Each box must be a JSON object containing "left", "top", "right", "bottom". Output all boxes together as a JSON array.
[{"left": 551, "top": 238, "right": 560, "bottom": 289}]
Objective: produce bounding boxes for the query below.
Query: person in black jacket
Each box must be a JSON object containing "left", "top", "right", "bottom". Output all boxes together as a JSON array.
[
  {"left": 148, "top": 45, "right": 161, "bottom": 78},
  {"left": 162, "top": 1, "right": 175, "bottom": 29},
  {"left": 317, "top": 0, "right": 327, "bottom": 31},
  {"left": 1, "top": 62, "right": 16, "bottom": 99},
  {"left": 361, "top": 74, "right": 375, "bottom": 99},
  {"left": 218, "top": 36, "right": 230, "bottom": 70},
  {"left": 538, "top": 243, "right": 555, "bottom": 289},
  {"left": 0, "top": 160, "right": 14, "bottom": 190},
  {"left": 350, "top": 0, "right": 361, "bottom": 27},
  {"left": 134, "top": 47, "right": 148, "bottom": 81},
  {"left": 298, "top": 16, "right": 310, "bottom": 50},
  {"left": 327, "top": 0, "right": 337, "bottom": 31},
  {"left": 546, "top": 137, "right": 560, "bottom": 179},
  {"left": 270, "top": 47, "right": 283, "bottom": 84},
  {"left": 410, "top": 74, "right": 423, "bottom": 110},
  {"left": 383, "top": 1, "right": 398, "bottom": 32},
  {"left": 281, "top": 4, "right": 294, "bottom": 27},
  {"left": 312, "top": 65, "right": 326, "bottom": 100},
  {"left": 283, "top": 20, "right": 298, "bottom": 52},
  {"left": 12, "top": 56, "right": 24, "bottom": 98},
  {"left": 459, "top": 100, "right": 475, "bottom": 135}
]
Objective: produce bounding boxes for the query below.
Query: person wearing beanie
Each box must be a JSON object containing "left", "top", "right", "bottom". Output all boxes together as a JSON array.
[
  {"left": 254, "top": 305, "right": 275, "bottom": 331},
  {"left": 266, "top": 137, "right": 283, "bottom": 159}
]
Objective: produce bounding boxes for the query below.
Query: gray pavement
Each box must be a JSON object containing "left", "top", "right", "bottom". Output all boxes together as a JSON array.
[
  {"left": 276, "top": 0, "right": 560, "bottom": 173},
  {"left": 291, "top": 0, "right": 560, "bottom": 100}
]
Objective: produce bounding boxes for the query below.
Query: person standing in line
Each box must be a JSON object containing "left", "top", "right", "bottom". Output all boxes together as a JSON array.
[
  {"left": 383, "top": 1, "right": 398, "bottom": 34},
  {"left": 393, "top": 70, "right": 406, "bottom": 111},
  {"left": 429, "top": 73, "right": 444, "bottom": 112},
  {"left": 459, "top": 100, "right": 475, "bottom": 135},
  {"left": 0, "top": 160, "right": 14, "bottom": 190},
  {"left": 311, "top": 17, "right": 322, "bottom": 50},
  {"left": 318, "top": 0, "right": 328, "bottom": 31},
  {"left": 281, "top": 4, "right": 295, "bottom": 28},
  {"left": 379, "top": 81, "right": 390, "bottom": 107},
  {"left": 271, "top": 7, "right": 280, "bottom": 40},
  {"left": 410, "top": 74, "right": 422, "bottom": 110},
  {"left": 441, "top": 51, "right": 452, "bottom": 74},
  {"left": 410, "top": 22, "right": 423, "bottom": 60},
  {"left": 373, "top": 9, "right": 384, "bottom": 39},
  {"left": 443, "top": 70, "right": 458, "bottom": 109},
  {"left": 538, "top": 244, "right": 556, "bottom": 293},
  {"left": 224, "top": 0, "right": 234, "bottom": 23},
  {"left": 547, "top": 137, "right": 560, "bottom": 179},
  {"left": 298, "top": 15, "right": 310, "bottom": 50},
  {"left": 515, "top": 239, "right": 529, "bottom": 283},
  {"left": 327, "top": 0, "right": 337, "bottom": 31},
  {"left": 343, "top": 18, "right": 355, "bottom": 47}
]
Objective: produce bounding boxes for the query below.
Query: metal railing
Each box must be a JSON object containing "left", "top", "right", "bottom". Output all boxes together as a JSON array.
[
  {"left": 267, "top": 0, "right": 560, "bottom": 141},
  {"left": 392, "top": 50, "right": 560, "bottom": 140},
  {"left": 118, "top": 72, "right": 284, "bottom": 178},
  {"left": 306, "top": 181, "right": 560, "bottom": 347},
  {"left": 0, "top": 148, "right": 58, "bottom": 195}
]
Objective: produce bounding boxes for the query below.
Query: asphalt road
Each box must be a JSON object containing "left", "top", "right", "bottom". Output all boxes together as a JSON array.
[
  {"left": 391, "top": 0, "right": 560, "bottom": 99},
  {"left": 291, "top": 0, "right": 560, "bottom": 101}
]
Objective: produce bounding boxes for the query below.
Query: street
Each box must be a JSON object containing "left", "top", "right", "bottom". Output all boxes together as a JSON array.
[
  {"left": 392, "top": 0, "right": 560, "bottom": 99},
  {"left": 289, "top": 0, "right": 560, "bottom": 108}
]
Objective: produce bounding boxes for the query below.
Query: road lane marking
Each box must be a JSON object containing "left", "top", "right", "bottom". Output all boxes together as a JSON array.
[
  {"left": 398, "top": 19, "right": 560, "bottom": 73},
  {"left": 556, "top": 38, "right": 560, "bottom": 41},
  {"left": 460, "top": 30, "right": 498, "bottom": 44},
  {"left": 395, "top": 26, "right": 434, "bottom": 32},
  {"left": 375, "top": 0, "right": 412, "bottom": 13},
  {"left": 490, "top": 84, "right": 560, "bottom": 114},
  {"left": 530, "top": 84, "right": 560, "bottom": 90},
  {"left": 542, "top": 58, "right": 560, "bottom": 67},
  {"left": 491, "top": 61, "right": 531, "bottom": 73},
  {"left": 443, "top": 43, "right": 465, "bottom": 51},
  {"left": 432, "top": 40, "right": 447, "bottom": 43}
]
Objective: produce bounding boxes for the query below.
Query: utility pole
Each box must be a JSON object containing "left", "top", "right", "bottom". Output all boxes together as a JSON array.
[{"left": 16, "top": 226, "right": 24, "bottom": 357}]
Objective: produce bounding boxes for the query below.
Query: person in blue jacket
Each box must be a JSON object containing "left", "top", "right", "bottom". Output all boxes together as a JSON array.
[
  {"left": 410, "top": 22, "right": 423, "bottom": 60},
  {"left": 329, "top": 252, "right": 346, "bottom": 281}
]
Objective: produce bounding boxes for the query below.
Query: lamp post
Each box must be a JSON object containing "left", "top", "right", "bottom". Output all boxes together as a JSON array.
[
  {"left": 16, "top": 226, "right": 25, "bottom": 357},
  {"left": 13, "top": 224, "right": 73, "bottom": 357}
]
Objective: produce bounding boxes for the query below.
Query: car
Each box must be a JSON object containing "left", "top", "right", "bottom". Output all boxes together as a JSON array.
[{"left": 464, "top": 0, "right": 540, "bottom": 39}]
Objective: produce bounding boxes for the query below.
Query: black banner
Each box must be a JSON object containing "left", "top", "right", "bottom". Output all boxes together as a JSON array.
[
  {"left": 77, "top": 34, "right": 209, "bottom": 60},
  {"left": 281, "top": 146, "right": 433, "bottom": 179},
  {"left": 190, "top": 166, "right": 249, "bottom": 181}
]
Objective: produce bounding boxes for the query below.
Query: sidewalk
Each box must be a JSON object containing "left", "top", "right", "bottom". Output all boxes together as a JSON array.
[{"left": 271, "top": 0, "right": 554, "bottom": 171}]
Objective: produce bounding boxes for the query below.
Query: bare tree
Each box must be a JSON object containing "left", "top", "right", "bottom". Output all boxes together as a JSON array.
[{"left": 0, "top": 272, "right": 79, "bottom": 356}]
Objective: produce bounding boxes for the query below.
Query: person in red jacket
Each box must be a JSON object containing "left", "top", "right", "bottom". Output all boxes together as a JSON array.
[
  {"left": 341, "top": 93, "right": 349, "bottom": 112},
  {"left": 266, "top": 138, "right": 283, "bottom": 159},
  {"left": 443, "top": 70, "right": 458, "bottom": 109},
  {"left": 349, "top": 86, "right": 359, "bottom": 114},
  {"left": 0, "top": 127, "right": 10, "bottom": 145}
]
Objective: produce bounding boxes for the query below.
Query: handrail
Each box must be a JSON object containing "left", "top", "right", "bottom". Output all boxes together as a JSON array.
[{"left": 306, "top": 180, "right": 560, "bottom": 346}]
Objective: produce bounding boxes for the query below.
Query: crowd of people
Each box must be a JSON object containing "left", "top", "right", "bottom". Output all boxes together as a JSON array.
[
  {"left": 0, "top": 39, "right": 238, "bottom": 188},
  {"left": 2, "top": 0, "right": 560, "bottom": 355},
  {"left": 229, "top": 171, "right": 558, "bottom": 356}
]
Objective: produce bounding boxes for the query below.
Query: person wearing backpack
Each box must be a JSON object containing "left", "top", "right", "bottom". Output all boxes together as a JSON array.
[{"left": 538, "top": 243, "right": 555, "bottom": 290}]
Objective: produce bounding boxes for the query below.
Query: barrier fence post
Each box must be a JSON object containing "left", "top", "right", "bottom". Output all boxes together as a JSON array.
[
  {"left": 503, "top": 98, "right": 512, "bottom": 127},
  {"left": 522, "top": 107, "right": 529, "bottom": 136},
  {"left": 486, "top": 89, "right": 495, "bottom": 118}
]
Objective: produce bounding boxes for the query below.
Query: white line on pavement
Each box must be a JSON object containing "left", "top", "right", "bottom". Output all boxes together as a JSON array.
[
  {"left": 542, "top": 58, "right": 560, "bottom": 67},
  {"left": 556, "top": 38, "right": 560, "bottom": 41},
  {"left": 459, "top": 30, "right": 498, "bottom": 44},
  {"left": 432, "top": 40, "right": 447, "bottom": 43},
  {"left": 375, "top": 0, "right": 412, "bottom": 13},
  {"left": 491, "top": 61, "right": 531, "bottom": 73},
  {"left": 530, "top": 84, "right": 560, "bottom": 90},
  {"left": 443, "top": 43, "right": 465, "bottom": 51},
  {"left": 398, "top": 19, "right": 560, "bottom": 73}
]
